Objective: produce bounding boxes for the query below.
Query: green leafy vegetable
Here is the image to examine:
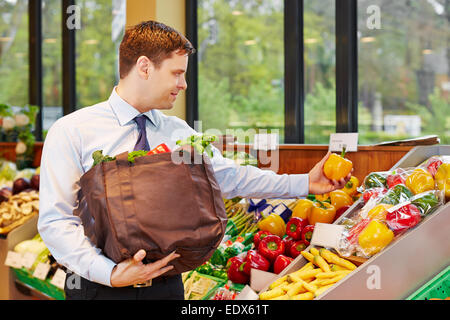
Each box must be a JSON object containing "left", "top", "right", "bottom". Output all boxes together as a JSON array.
[
  {"left": 92, "top": 150, "right": 116, "bottom": 167},
  {"left": 127, "top": 150, "right": 148, "bottom": 163}
]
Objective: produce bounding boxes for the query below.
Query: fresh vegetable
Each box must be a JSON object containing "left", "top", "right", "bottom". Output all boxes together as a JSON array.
[
  {"left": 425, "top": 157, "right": 443, "bottom": 177},
  {"left": 363, "top": 187, "right": 387, "bottom": 203},
  {"left": 319, "top": 248, "right": 357, "bottom": 270},
  {"left": 346, "top": 218, "right": 371, "bottom": 245},
  {"left": 405, "top": 168, "right": 435, "bottom": 195},
  {"left": 364, "top": 172, "right": 387, "bottom": 189},
  {"left": 308, "top": 200, "right": 336, "bottom": 225},
  {"left": 289, "top": 240, "right": 308, "bottom": 258},
  {"left": 313, "top": 255, "right": 331, "bottom": 272},
  {"left": 385, "top": 203, "right": 421, "bottom": 235},
  {"left": 301, "top": 225, "right": 315, "bottom": 245},
  {"left": 92, "top": 150, "right": 116, "bottom": 167},
  {"left": 435, "top": 163, "right": 450, "bottom": 200},
  {"left": 176, "top": 134, "right": 217, "bottom": 158},
  {"left": 127, "top": 150, "right": 149, "bottom": 163},
  {"left": 258, "top": 235, "right": 285, "bottom": 262},
  {"left": 329, "top": 189, "right": 353, "bottom": 211},
  {"left": 411, "top": 192, "right": 439, "bottom": 216},
  {"left": 282, "top": 236, "right": 296, "bottom": 257},
  {"left": 315, "top": 193, "right": 330, "bottom": 202},
  {"left": 341, "top": 176, "right": 359, "bottom": 196},
  {"left": 334, "top": 205, "right": 350, "bottom": 221},
  {"left": 285, "top": 217, "right": 307, "bottom": 240},
  {"left": 366, "top": 203, "right": 393, "bottom": 220},
  {"left": 241, "top": 250, "right": 270, "bottom": 275},
  {"left": 358, "top": 220, "right": 394, "bottom": 256},
  {"left": 386, "top": 170, "right": 406, "bottom": 189},
  {"left": 273, "top": 254, "right": 293, "bottom": 274},
  {"left": 253, "top": 230, "right": 273, "bottom": 249},
  {"left": 380, "top": 184, "right": 414, "bottom": 205},
  {"left": 291, "top": 199, "right": 314, "bottom": 220},
  {"left": 226, "top": 256, "right": 249, "bottom": 284},
  {"left": 323, "top": 148, "right": 353, "bottom": 181},
  {"left": 257, "top": 213, "right": 286, "bottom": 237}
]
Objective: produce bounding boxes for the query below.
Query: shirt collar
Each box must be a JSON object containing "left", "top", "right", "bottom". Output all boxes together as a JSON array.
[{"left": 108, "top": 87, "right": 160, "bottom": 128}]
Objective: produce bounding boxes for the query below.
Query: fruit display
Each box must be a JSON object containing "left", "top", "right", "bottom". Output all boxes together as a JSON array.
[
  {"left": 336, "top": 155, "right": 448, "bottom": 259},
  {"left": 0, "top": 189, "right": 39, "bottom": 234},
  {"left": 259, "top": 247, "right": 357, "bottom": 300}
]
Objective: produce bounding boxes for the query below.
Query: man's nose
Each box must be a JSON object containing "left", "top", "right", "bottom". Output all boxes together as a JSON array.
[{"left": 178, "top": 75, "right": 187, "bottom": 90}]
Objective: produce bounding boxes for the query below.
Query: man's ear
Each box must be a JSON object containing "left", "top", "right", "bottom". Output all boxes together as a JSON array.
[{"left": 136, "top": 56, "right": 154, "bottom": 80}]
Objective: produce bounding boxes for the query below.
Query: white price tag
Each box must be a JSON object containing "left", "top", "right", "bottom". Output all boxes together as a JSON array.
[
  {"left": 253, "top": 133, "right": 278, "bottom": 151},
  {"left": 33, "top": 262, "right": 51, "bottom": 280},
  {"left": 310, "top": 223, "right": 345, "bottom": 250},
  {"left": 50, "top": 268, "right": 66, "bottom": 290},
  {"left": 329, "top": 133, "right": 358, "bottom": 152},
  {"left": 4, "top": 251, "right": 23, "bottom": 269},
  {"left": 21, "top": 252, "right": 38, "bottom": 270}
]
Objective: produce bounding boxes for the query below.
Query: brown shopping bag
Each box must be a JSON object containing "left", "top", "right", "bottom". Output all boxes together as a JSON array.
[{"left": 75, "top": 149, "right": 227, "bottom": 275}]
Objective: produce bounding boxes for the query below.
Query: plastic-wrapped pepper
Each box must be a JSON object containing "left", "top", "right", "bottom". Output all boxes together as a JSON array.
[
  {"left": 364, "top": 173, "right": 387, "bottom": 189},
  {"left": 411, "top": 192, "right": 439, "bottom": 216},
  {"left": 367, "top": 203, "right": 393, "bottom": 220},
  {"left": 405, "top": 168, "right": 435, "bottom": 195},
  {"left": 380, "top": 184, "right": 414, "bottom": 205},
  {"left": 358, "top": 220, "right": 394, "bottom": 256},
  {"left": 385, "top": 203, "right": 421, "bottom": 236},
  {"left": 323, "top": 148, "right": 353, "bottom": 181},
  {"left": 435, "top": 163, "right": 450, "bottom": 200}
]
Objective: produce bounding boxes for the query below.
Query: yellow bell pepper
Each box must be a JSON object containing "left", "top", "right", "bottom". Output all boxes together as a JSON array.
[
  {"left": 358, "top": 220, "right": 394, "bottom": 256},
  {"left": 329, "top": 190, "right": 353, "bottom": 210},
  {"left": 315, "top": 193, "right": 330, "bottom": 202},
  {"left": 367, "top": 203, "right": 393, "bottom": 220},
  {"left": 341, "top": 176, "right": 359, "bottom": 196},
  {"left": 405, "top": 168, "right": 435, "bottom": 195},
  {"left": 292, "top": 199, "right": 314, "bottom": 220},
  {"left": 323, "top": 149, "right": 353, "bottom": 181},
  {"left": 435, "top": 163, "right": 450, "bottom": 200},
  {"left": 257, "top": 213, "right": 286, "bottom": 237},
  {"left": 308, "top": 201, "right": 336, "bottom": 225}
]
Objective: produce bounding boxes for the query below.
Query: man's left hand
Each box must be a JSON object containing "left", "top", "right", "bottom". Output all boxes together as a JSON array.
[{"left": 308, "top": 151, "right": 352, "bottom": 195}]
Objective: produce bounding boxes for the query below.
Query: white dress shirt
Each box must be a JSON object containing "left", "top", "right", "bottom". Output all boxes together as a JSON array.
[{"left": 38, "top": 87, "right": 309, "bottom": 287}]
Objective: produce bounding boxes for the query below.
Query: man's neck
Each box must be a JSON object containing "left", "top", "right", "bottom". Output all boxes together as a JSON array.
[{"left": 116, "top": 83, "right": 152, "bottom": 113}]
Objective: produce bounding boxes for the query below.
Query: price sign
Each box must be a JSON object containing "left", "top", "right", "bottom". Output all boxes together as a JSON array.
[
  {"left": 253, "top": 133, "right": 279, "bottom": 151},
  {"left": 22, "top": 252, "right": 38, "bottom": 270},
  {"left": 310, "top": 223, "right": 346, "bottom": 250},
  {"left": 50, "top": 268, "right": 67, "bottom": 290},
  {"left": 4, "top": 251, "right": 23, "bottom": 269},
  {"left": 33, "top": 262, "right": 51, "bottom": 280},
  {"left": 329, "top": 133, "right": 358, "bottom": 152}
]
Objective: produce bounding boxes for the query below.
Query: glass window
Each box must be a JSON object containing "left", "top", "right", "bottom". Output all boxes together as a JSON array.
[
  {"left": 0, "top": 0, "right": 29, "bottom": 107},
  {"left": 76, "top": 0, "right": 126, "bottom": 109},
  {"left": 303, "top": 0, "right": 336, "bottom": 144},
  {"left": 42, "top": 0, "right": 63, "bottom": 137},
  {"left": 358, "top": 0, "right": 449, "bottom": 144},
  {"left": 197, "top": 0, "right": 284, "bottom": 143}
]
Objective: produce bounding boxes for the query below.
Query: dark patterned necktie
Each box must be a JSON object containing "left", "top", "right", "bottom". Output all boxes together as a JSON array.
[{"left": 133, "top": 115, "right": 150, "bottom": 151}]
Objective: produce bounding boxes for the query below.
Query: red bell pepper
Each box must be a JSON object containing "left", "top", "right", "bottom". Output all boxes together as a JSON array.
[
  {"left": 301, "top": 225, "right": 315, "bottom": 245},
  {"left": 426, "top": 158, "right": 443, "bottom": 177},
  {"left": 273, "top": 254, "right": 293, "bottom": 274},
  {"left": 258, "top": 235, "right": 285, "bottom": 262},
  {"left": 241, "top": 250, "right": 270, "bottom": 275},
  {"left": 363, "top": 187, "right": 387, "bottom": 203},
  {"left": 283, "top": 236, "right": 296, "bottom": 256},
  {"left": 289, "top": 240, "right": 308, "bottom": 258},
  {"left": 386, "top": 172, "right": 406, "bottom": 189},
  {"left": 226, "top": 256, "right": 249, "bottom": 284},
  {"left": 253, "top": 230, "right": 273, "bottom": 249},
  {"left": 147, "top": 143, "right": 171, "bottom": 155},
  {"left": 385, "top": 203, "right": 421, "bottom": 236},
  {"left": 334, "top": 205, "right": 351, "bottom": 222},
  {"left": 285, "top": 217, "right": 308, "bottom": 240}
]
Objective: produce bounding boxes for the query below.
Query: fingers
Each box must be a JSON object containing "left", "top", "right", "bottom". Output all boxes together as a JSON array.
[
  {"left": 319, "top": 151, "right": 331, "bottom": 167},
  {"left": 145, "top": 251, "right": 180, "bottom": 273},
  {"left": 133, "top": 249, "right": 147, "bottom": 263}
]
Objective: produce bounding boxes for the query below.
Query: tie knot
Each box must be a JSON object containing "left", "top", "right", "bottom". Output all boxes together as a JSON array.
[{"left": 134, "top": 115, "right": 147, "bottom": 129}]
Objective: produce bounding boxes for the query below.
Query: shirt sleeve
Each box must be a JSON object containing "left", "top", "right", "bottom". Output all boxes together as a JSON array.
[
  {"left": 209, "top": 146, "right": 309, "bottom": 199},
  {"left": 38, "top": 120, "right": 116, "bottom": 287}
]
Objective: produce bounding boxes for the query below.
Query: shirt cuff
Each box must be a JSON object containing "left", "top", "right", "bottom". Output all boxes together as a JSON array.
[
  {"left": 88, "top": 254, "right": 117, "bottom": 287},
  {"left": 289, "top": 174, "right": 309, "bottom": 198}
]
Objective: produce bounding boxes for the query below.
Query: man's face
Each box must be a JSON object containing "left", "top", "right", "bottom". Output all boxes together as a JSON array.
[{"left": 145, "top": 51, "right": 188, "bottom": 110}]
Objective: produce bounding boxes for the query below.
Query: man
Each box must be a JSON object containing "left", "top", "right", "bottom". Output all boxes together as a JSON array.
[{"left": 38, "top": 20, "right": 350, "bottom": 300}]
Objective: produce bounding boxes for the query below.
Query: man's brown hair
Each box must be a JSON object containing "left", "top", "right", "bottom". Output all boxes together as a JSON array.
[{"left": 119, "top": 20, "right": 196, "bottom": 79}]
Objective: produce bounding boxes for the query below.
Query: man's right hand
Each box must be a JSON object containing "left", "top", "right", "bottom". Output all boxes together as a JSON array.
[{"left": 110, "top": 249, "right": 180, "bottom": 287}]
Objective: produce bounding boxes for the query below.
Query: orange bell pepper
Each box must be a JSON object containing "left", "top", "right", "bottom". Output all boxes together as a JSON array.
[
  {"left": 323, "top": 148, "right": 353, "bottom": 181},
  {"left": 292, "top": 199, "right": 314, "bottom": 220},
  {"left": 405, "top": 168, "right": 435, "bottom": 195},
  {"left": 435, "top": 163, "right": 450, "bottom": 200},
  {"left": 329, "top": 190, "right": 353, "bottom": 210},
  {"left": 341, "top": 176, "right": 359, "bottom": 196},
  {"left": 257, "top": 214, "right": 286, "bottom": 237},
  {"left": 358, "top": 220, "right": 394, "bottom": 256},
  {"left": 315, "top": 193, "right": 330, "bottom": 202},
  {"left": 308, "top": 201, "right": 336, "bottom": 225}
]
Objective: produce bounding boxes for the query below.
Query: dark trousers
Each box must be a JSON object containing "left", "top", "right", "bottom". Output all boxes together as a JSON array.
[{"left": 64, "top": 274, "right": 184, "bottom": 300}]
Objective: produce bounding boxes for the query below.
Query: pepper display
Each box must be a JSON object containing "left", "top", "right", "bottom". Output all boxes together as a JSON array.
[
  {"left": 273, "top": 254, "right": 293, "bottom": 274},
  {"left": 366, "top": 203, "right": 393, "bottom": 220},
  {"left": 329, "top": 190, "right": 353, "bottom": 211},
  {"left": 386, "top": 170, "right": 406, "bottom": 189},
  {"left": 226, "top": 256, "right": 249, "bottom": 284},
  {"left": 385, "top": 203, "right": 421, "bottom": 235},
  {"left": 253, "top": 230, "right": 273, "bottom": 249},
  {"left": 289, "top": 240, "right": 308, "bottom": 258},
  {"left": 241, "top": 250, "right": 270, "bottom": 275},
  {"left": 301, "top": 225, "right": 315, "bottom": 245},
  {"left": 308, "top": 200, "right": 336, "bottom": 225},
  {"left": 291, "top": 199, "right": 314, "bottom": 220},
  {"left": 257, "top": 213, "right": 286, "bottom": 237},
  {"left": 411, "top": 191, "right": 439, "bottom": 216},
  {"left": 323, "top": 149, "right": 353, "bottom": 181},
  {"left": 364, "top": 173, "right": 387, "bottom": 189},
  {"left": 357, "top": 219, "right": 394, "bottom": 256},
  {"left": 363, "top": 187, "right": 387, "bottom": 203},
  {"left": 405, "top": 168, "right": 435, "bottom": 195},
  {"left": 380, "top": 184, "right": 414, "bottom": 205},
  {"left": 258, "top": 235, "right": 285, "bottom": 262}
]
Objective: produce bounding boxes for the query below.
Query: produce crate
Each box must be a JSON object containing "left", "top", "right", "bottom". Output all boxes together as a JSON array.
[
  {"left": 406, "top": 266, "right": 450, "bottom": 300},
  {"left": 257, "top": 145, "right": 450, "bottom": 300},
  {"left": 12, "top": 267, "right": 65, "bottom": 300}
]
